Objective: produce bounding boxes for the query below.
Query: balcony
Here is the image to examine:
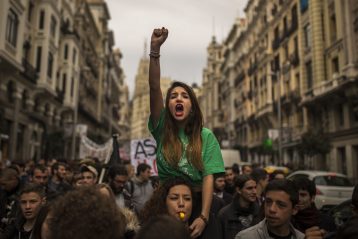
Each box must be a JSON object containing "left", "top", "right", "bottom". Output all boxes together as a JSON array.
[{"left": 21, "top": 58, "right": 38, "bottom": 84}]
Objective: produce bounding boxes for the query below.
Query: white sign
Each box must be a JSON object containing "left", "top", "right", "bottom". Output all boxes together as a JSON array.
[
  {"left": 130, "top": 138, "right": 157, "bottom": 175},
  {"left": 79, "top": 136, "right": 113, "bottom": 162}
]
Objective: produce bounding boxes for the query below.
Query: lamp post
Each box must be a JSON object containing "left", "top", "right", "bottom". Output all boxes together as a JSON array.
[
  {"left": 269, "top": 70, "right": 282, "bottom": 165},
  {"left": 277, "top": 70, "right": 282, "bottom": 166}
]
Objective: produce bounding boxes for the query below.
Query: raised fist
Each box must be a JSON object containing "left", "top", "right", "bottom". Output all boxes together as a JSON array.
[{"left": 151, "top": 27, "right": 168, "bottom": 51}]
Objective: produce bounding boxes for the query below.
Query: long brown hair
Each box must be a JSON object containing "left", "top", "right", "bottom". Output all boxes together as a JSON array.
[{"left": 162, "top": 81, "right": 204, "bottom": 171}]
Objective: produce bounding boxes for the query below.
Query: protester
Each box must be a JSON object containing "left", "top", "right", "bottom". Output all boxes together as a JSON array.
[
  {"left": 213, "top": 173, "right": 232, "bottom": 206},
  {"left": 80, "top": 164, "right": 98, "bottom": 186},
  {"left": 224, "top": 166, "right": 236, "bottom": 195},
  {"left": 292, "top": 177, "right": 336, "bottom": 233},
  {"left": 334, "top": 183, "right": 358, "bottom": 239},
  {"left": 1, "top": 183, "right": 46, "bottom": 238},
  {"left": 241, "top": 165, "right": 253, "bottom": 175},
  {"left": 136, "top": 215, "right": 191, "bottom": 239},
  {"left": 235, "top": 179, "right": 304, "bottom": 239},
  {"left": 140, "top": 177, "right": 221, "bottom": 239},
  {"left": 148, "top": 27, "right": 225, "bottom": 238},
  {"left": 47, "top": 162, "right": 71, "bottom": 198},
  {"left": 30, "top": 165, "right": 49, "bottom": 187},
  {"left": 218, "top": 175, "right": 260, "bottom": 239},
  {"left": 251, "top": 168, "right": 269, "bottom": 206},
  {"left": 132, "top": 163, "right": 153, "bottom": 214},
  {"left": 0, "top": 168, "right": 21, "bottom": 232},
  {"left": 48, "top": 186, "right": 126, "bottom": 239},
  {"left": 107, "top": 165, "right": 133, "bottom": 209},
  {"left": 96, "top": 183, "right": 140, "bottom": 239}
]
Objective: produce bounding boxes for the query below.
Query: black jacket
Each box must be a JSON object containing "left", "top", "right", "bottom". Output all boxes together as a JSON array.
[{"left": 218, "top": 197, "right": 261, "bottom": 239}]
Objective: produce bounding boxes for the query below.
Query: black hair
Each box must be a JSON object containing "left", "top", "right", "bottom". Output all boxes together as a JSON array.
[
  {"left": 234, "top": 174, "right": 255, "bottom": 189},
  {"left": 136, "top": 215, "right": 190, "bottom": 239},
  {"left": 293, "top": 177, "right": 316, "bottom": 197},
  {"left": 136, "top": 163, "right": 151, "bottom": 176},
  {"left": 31, "top": 164, "right": 47, "bottom": 176},
  {"left": 107, "top": 165, "right": 128, "bottom": 179},
  {"left": 51, "top": 162, "right": 66, "bottom": 175},
  {"left": 251, "top": 168, "right": 268, "bottom": 183},
  {"left": 20, "top": 183, "right": 46, "bottom": 198},
  {"left": 265, "top": 179, "right": 299, "bottom": 207}
]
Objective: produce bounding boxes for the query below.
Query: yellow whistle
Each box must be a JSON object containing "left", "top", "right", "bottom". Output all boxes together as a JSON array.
[{"left": 179, "top": 212, "right": 185, "bottom": 220}]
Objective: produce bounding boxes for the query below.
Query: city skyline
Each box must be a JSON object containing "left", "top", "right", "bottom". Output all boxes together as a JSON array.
[{"left": 106, "top": 0, "right": 248, "bottom": 98}]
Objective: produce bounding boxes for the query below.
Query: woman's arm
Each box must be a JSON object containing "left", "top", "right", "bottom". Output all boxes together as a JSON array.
[
  {"left": 201, "top": 174, "right": 213, "bottom": 220},
  {"left": 189, "top": 174, "right": 213, "bottom": 238},
  {"left": 149, "top": 28, "right": 168, "bottom": 126}
]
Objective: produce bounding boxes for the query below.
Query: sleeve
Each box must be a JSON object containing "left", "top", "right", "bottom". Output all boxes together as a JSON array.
[
  {"left": 202, "top": 128, "right": 225, "bottom": 176},
  {"left": 148, "top": 109, "right": 165, "bottom": 141}
]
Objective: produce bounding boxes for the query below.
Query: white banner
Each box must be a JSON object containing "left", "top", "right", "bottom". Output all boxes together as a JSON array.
[
  {"left": 79, "top": 136, "right": 113, "bottom": 162},
  {"left": 130, "top": 138, "right": 158, "bottom": 175}
]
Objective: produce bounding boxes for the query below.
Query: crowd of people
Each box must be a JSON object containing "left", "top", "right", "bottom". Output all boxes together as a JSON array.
[
  {"left": 0, "top": 157, "right": 357, "bottom": 239},
  {"left": 1, "top": 27, "right": 358, "bottom": 239}
]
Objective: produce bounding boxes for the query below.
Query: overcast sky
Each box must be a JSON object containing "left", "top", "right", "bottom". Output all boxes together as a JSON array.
[{"left": 106, "top": 0, "right": 249, "bottom": 98}]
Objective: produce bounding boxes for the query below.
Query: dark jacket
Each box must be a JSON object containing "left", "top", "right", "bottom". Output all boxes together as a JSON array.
[
  {"left": 335, "top": 215, "right": 358, "bottom": 239},
  {"left": 292, "top": 204, "right": 336, "bottom": 233},
  {"left": 218, "top": 196, "right": 261, "bottom": 239}
]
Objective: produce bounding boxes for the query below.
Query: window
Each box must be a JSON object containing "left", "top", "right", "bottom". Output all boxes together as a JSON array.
[
  {"left": 47, "top": 52, "right": 53, "bottom": 78},
  {"left": 329, "top": 2, "right": 337, "bottom": 43},
  {"left": 332, "top": 57, "right": 339, "bottom": 73},
  {"left": 64, "top": 44, "right": 68, "bottom": 60},
  {"left": 73, "top": 48, "right": 77, "bottom": 64},
  {"left": 304, "top": 24, "right": 311, "bottom": 48},
  {"left": 36, "top": 47, "right": 42, "bottom": 72},
  {"left": 337, "top": 104, "right": 344, "bottom": 126},
  {"left": 337, "top": 147, "right": 347, "bottom": 175},
  {"left": 6, "top": 9, "right": 19, "bottom": 47},
  {"left": 300, "top": 0, "right": 308, "bottom": 12},
  {"left": 62, "top": 73, "right": 67, "bottom": 91},
  {"left": 71, "top": 78, "right": 75, "bottom": 97},
  {"left": 28, "top": 2, "right": 34, "bottom": 22},
  {"left": 39, "top": 10, "right": 45, "bottom": 29},
  {"left": 50, "top": 16, "right": 57, "bottom": 38},
  {"left": 306, "top": 61, "right": 313, "bottom": 89}
]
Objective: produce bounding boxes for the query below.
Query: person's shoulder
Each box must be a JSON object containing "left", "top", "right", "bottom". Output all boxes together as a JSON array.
[
  {"left": 235, "top": 223, "right": 260, "bottom": 238},
  {"left": 202, "top": 127, "right": 214, "bottom": 134},
  {"left": 201, "top": 127, "right": 217, "bottom": 140},
  {"left": 218, "top": 202, "right": 234, "bottom": 217}
]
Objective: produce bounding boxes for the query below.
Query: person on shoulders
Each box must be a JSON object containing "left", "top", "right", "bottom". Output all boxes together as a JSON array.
[{"left": 148, "top": 27, "right": 225, "bottom": 238}]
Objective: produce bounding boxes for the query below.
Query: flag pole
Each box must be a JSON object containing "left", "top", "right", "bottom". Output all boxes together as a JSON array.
[{"left": 98, "top": 134, "right": 120, "bottom": 183}]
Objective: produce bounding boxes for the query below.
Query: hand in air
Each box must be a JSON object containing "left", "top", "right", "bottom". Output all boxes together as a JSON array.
[{"left": 151, "top": 27, "right": 168, "bottom": 51}]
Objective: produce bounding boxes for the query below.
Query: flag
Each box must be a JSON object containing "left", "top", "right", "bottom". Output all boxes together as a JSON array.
[
  {"left": 108, "top": 134, "right": 121, "bottom": 167},
  {"left": 98, "top": 134, "right": 121, "bottom": 183}
]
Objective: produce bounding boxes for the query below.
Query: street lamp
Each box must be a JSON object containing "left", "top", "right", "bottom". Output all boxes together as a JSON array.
[{"left": 272, "top": 62, "right": 291, "bottom": 166}]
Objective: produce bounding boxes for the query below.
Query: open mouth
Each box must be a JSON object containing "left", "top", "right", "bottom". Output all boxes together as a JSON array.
[{"left": 175, "top": 104, "right": 184, "bottom": 112}]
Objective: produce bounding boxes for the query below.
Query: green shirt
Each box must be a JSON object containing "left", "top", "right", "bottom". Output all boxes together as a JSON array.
[{"left": 148, "top": 109, "right": 224, "bottom": 186}]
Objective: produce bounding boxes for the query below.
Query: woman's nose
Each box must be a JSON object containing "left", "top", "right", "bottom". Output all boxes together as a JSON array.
[{"left": 178, "top": 197, "right": 184, "bottom": 207}]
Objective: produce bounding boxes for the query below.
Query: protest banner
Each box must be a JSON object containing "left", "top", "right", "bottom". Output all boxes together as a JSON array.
[{"left": 130, "top": 138, "right": 157, "bottom": 175}]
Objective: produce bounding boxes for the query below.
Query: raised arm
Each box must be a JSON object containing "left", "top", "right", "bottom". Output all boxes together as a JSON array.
[{"left": 149, "top": 27, "right": 168, "bottom": 126}]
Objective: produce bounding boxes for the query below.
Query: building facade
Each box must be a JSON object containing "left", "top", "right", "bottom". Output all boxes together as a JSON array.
[
  {"left": 202, "top": 0, "right": 358, "bottom": 181},
  {"left": 0, "top": 0, "right": 129, "bottom": 163}
]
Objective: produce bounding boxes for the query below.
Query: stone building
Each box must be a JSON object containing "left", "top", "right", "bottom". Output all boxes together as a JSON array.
[
  {"left": 202, "top": 0, "right": 358, "bottom": 181},
  {"left": 0, "top": 0, "right": 129, "bottom": 162}
]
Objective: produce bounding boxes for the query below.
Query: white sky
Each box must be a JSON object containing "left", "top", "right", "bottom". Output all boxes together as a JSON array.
[{"left": 106, "top": 0, "right": 249, "bottom": 98}]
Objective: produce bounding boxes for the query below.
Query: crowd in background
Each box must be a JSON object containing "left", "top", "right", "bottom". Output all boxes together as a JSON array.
[{"left": 0, "top": 158, "right": 357, "bottom": 239}]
